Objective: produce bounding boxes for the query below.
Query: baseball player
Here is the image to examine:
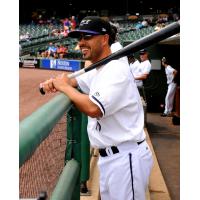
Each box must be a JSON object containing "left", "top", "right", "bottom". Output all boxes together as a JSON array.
[
  {"left": 161, "top": 57, "right": 178, "bottom": 117},
  {"left": 131, "top": 49, "right": 151, "bottom": 101},
  {"left": 83, "top": 23, "right": 129, "bottom": 68},
  {"left": 110, "top": 24, "right": 129, "bottom": 65},
  {"left": 137, "top": 49, "right": 151, "bottom": 85},
  {"left": 40, "top": 16, "right": 153, "bottom": 200},
  {"left": 128, "top": 53, "right": 141, "bottom": 85}
]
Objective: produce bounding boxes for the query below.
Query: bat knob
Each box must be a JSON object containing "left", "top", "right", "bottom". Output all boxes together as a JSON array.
[{"left": 39, "top": 86, "right": 46, "bottom": 95}]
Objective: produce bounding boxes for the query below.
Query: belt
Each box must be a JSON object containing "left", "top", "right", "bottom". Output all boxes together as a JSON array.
[{"left": 99, "top": 139, "right": 145, "bottom": 157}]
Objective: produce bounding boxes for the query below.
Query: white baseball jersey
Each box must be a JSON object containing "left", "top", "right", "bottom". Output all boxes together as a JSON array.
[
  {"left": 165, "top": 65, "right": 176, "bottom": 84},
  {"left": 111, "top": 41, "right": 129, "bottom": 65},
  {"left": 129, "top": 59, "right": 142, "bottom": 86},
  {"left": 76, "top": 59, "right": 145, "bottom": 148},
  {"left": 134, "top": 59, "right": 151, "bottom": 86}
]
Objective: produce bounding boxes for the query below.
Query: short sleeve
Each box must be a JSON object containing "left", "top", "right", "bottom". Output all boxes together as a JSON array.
[{"left": 89, "top": 60, "right": 131, "bottom": 117}]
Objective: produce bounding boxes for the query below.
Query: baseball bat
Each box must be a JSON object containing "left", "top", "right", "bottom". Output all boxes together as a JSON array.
[{"left": 39, "top": 21, "right": 180, "bottom": 95}]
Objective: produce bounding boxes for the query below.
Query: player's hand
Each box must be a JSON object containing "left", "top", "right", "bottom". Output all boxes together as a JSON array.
[
  {"left": 40, "top": 78, "right": 57, "bottom": 94},
  {"left": 52, "top": 73, "right": 71, "bottom": 92}
]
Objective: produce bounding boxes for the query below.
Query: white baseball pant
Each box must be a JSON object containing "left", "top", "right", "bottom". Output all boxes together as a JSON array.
[
  {"left": 98, "top": 141, "right": 153, "bottom": 200},
  {"left": 164, "top": 82, "right": 177, "bottom": 114}
]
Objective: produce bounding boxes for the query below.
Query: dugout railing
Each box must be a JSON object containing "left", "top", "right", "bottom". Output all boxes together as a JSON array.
[{"left": 19, "top": 93, "right": 90, "bottom": 200}]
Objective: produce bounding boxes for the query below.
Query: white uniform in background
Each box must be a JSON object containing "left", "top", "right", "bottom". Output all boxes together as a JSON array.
[
  {"left": 164, "top": 65, "right": 177, "bottom": 115},
  {"left": 137, "top": 59, "right": 151, "bottom": 87},
  {"left": 111, "top": 41, "right": 129, "bottom": 65},
  {"left": 76, "top": 59, "right": 153, "bottom": 200},
  {"left": 129, "top": 59, "right": 141, "bottom": 86},
  {"left": 130, "top": 59, "right": 151, "bottom": 101}
]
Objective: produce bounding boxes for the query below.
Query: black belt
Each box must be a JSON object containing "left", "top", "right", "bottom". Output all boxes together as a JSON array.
[{"left": 99, "top": 139, "right": 145, "bottom": 157}]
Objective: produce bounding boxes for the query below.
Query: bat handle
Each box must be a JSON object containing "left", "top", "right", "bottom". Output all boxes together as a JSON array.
[
  {"left": 39, "top": 69, "right": 85, "bottom": 95},
  {"left": 39, "top": 83, "right": 46, "bottom": 95}
]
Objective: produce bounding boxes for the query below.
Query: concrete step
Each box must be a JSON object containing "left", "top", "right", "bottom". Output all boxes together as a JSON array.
[
  {"left": 81, "top": 149, "right": 100, "bottom": 200},
  {"left": 145, "top": 128, "right": 171, "bottom": 200}
]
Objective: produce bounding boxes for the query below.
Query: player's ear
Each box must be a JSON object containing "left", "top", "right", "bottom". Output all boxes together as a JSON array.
[{"left": 102, "top": 34, "right": 110, "bottom": 46}]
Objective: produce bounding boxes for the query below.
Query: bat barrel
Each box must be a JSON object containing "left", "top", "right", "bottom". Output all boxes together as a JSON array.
[{"left": 85, "top": 21, "right": 180, "bottom": 72}]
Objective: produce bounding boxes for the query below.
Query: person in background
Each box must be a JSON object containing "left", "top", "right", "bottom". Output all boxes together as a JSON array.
[
  {"left": 128, "top": 53, "right": 141, "bottom": 85},
  {"left": 57, "top": 44, "right": 68, "bottom": 58},
  {"left": 110, "top": 24, "right": 129, "bottom": 65},
  {"left": 63, "top": 17, "right": 71, "bottom": 32},
  {"left": 46, "top": 42, "right": 57, "bottom": 58},
  {"left": 70, "top": 16, "right": 77, "bottom": 31},
  {"left": 161, "top": 57, "right": 178, "bottom": 117},
  {"left": 133, "top": 49, "right": 151, "bottom": 101}
]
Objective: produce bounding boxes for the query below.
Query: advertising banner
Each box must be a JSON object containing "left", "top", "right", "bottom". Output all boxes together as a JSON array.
[
  {"left": 40, "top": 59, "right": 81, "bottom": 71},
  {"left": 19, "top": 58, "right": 39, "bottom": 68}
]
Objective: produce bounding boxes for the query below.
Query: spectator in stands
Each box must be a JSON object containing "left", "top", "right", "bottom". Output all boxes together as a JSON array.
[
  {"left": 141, "top": 19, "right": 148, "bottom": 27},
  {"left": 63, "top": 18, "right": 71, "bottom": 32},
  {"left": 135, "top": 21, "right": 143, "bottom": 29},
  {"left": 70, "top": 16, "right": 77, "bottom": 31},
  {"left": 161, "top": 57, "right": 178, "bottom": 117},
  {"left": 57, "top": 44, "right": 68, "bottom": 58},
  {"left": 154, "top": 23, "right": 162, "bottom": 31},
  {"left": 154, "top": 22, "right": 166, "bottom": 31},
  {"left": 46, "top": 42, "right": 57, "bottom": 58},
  {"left": 60, "top": 29, "right": 68, "bottom": 37},
  {"left": 157, "top": 16, "right": 168, "bottom": 24}
]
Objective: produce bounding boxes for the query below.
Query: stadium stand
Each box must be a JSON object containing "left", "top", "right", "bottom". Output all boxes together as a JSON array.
[{"left": 19, "top": 15, "right": 177, "bottom": 59}]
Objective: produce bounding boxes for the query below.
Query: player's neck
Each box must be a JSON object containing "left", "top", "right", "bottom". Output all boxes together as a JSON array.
[{"left": 92, "top": 47, "right": 111, "bottom": 63}]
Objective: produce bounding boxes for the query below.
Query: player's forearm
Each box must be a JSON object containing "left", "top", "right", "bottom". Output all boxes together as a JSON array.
[
  {"left": 65, "top": 72, "right": 78, "bottom": 87},
  {"left": 61, "top": 85, "right": 102, "bottom": 118},
  {"left": 69, "top": 78, "right": 78, "bottom": 87},
  {"left": 134, "top": 74, "right": 148, "bottom": 80},
  {"left": 173, "top": 70, "right": 178, "bottom": 77}
]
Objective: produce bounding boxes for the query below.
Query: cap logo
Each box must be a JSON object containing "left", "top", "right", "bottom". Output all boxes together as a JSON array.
[
  {"left": 80, "top": 19, "right": 91, "bottom": 26},
  {"left": 102, "top": 28, "right": 106, "bottom": 32}
]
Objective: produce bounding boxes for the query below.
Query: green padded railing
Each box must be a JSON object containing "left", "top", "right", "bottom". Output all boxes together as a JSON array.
[
  {"left": 19, "top": 92, "right": 90, "bottom": 200},
  {"left": 19, "top": 93, "right": 72, "bottom": 167},
  {"left": 50, "top": 159, "right": 80, "bottom": 200}
]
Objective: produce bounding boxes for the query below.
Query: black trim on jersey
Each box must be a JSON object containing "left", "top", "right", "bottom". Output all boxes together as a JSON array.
[
  {"left": 96, "top": 121, "right": 101, "bottom": 131},
  {"left": 91, "top": 95, "right": 105, "bottom": 116},
  {"left": 129, "top": 153, "right": 135, "bottom": 200}
]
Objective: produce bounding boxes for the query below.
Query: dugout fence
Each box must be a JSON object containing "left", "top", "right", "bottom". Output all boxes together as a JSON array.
[{"left": 19, "top": 93, "right": 90, "bottom": 200}]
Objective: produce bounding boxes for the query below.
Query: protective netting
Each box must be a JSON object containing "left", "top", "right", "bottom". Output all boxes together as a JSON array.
[{"left": 19, "top": 114, "right": 67, "bottom": 199}]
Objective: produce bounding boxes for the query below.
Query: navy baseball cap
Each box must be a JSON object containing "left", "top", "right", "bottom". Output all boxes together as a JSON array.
[
  {"left": 68, "top": 16, "right": 112, "bottom": 38},
  {"left": 139, "top": 49, "right": 148, "bottom": 55}
]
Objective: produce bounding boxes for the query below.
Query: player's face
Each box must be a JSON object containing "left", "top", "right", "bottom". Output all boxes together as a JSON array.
[
  {"left": 140, "top": 53, "right": 148, "bottom": 61},
  {"left": 78, "top": 34, "right": 106, "bottom": 63}
]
